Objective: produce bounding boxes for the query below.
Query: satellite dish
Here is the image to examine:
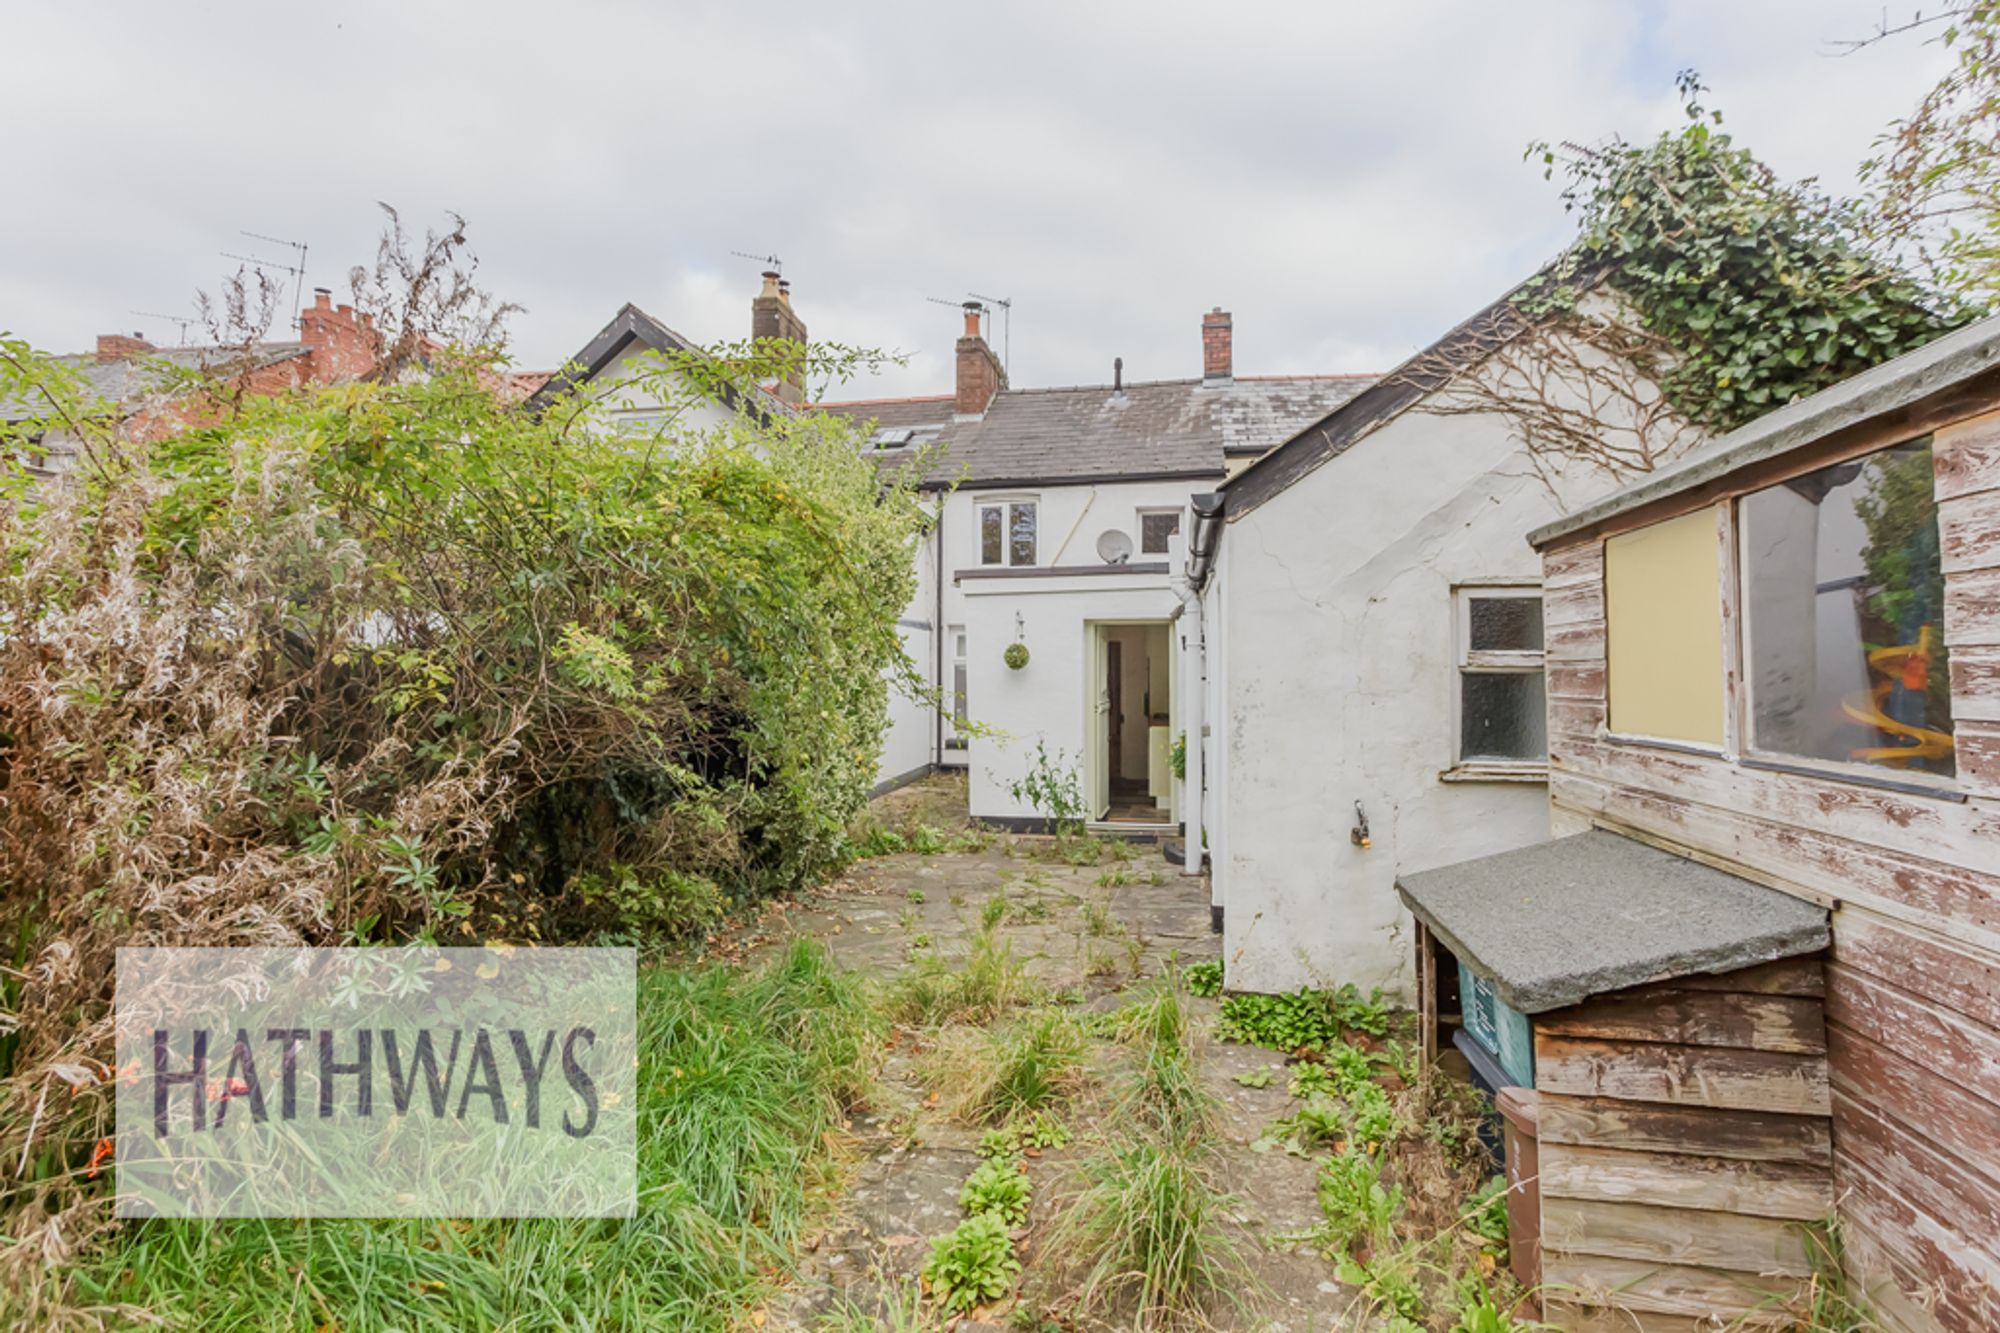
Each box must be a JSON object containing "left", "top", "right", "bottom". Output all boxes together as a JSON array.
[{"left": 1096, "top": 529, "right": 1135, "bottom": 564}]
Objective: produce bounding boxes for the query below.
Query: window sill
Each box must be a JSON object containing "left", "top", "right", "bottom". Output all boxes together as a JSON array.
[
  {"left": 1737, "top": 754, "right": 1966, "bottom": 804},
  {"left": 1439, "top": 763, "right": 1548, "bottom": 784}
]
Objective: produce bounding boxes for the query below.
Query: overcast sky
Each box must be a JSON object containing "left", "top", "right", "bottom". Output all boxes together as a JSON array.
[{"left": 0, "top": 2, "right": 1956, "bottom": 399}]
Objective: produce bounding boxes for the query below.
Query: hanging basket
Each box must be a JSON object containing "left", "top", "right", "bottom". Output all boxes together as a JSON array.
[{"left": 1003, "top": 642, "right": 1030, "bottom": 671}]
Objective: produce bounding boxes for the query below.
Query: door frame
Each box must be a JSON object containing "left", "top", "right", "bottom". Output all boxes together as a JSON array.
[{"left": 1084, "top": 619, "right": 1174, "bottom": 824}]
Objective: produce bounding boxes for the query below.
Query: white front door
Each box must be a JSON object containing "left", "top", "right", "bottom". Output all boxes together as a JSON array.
[{"left": 1086, "top": 624, "right": 1110, "bottom": 820}]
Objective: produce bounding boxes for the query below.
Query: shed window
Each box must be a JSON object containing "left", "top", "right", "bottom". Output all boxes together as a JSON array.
[
  {"left": 978, "top": 499, "right": 1037, "bottom": 567},
  {"left": 1605, "top": 509, "right": 1725, "bottom": 745},
  {"left": 1740, "top": 439, "right": 1953, "bottom": 778},
  {"left": 1139, "top": 509, "right": 1182, "bottom": 555},
  {"left": 1456, "top": 587, "right": 1546, "bottom": 764}
]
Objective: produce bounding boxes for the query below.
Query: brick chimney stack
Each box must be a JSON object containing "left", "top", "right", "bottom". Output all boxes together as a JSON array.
[
  {"left": 1202, "top": 308, "right": 1233, "bottom": 383},
  {"left": 750, "top": 270, "right": 808, "bottom": 404},
  {"left": 299, "top": 288, "right": 381, "bottom": 382},
  {"left": 955, "top": 302, "right": 1006, "bottom": 417},
  {"left": 96, "top": 333, "right": 155, "bottom": 362}
]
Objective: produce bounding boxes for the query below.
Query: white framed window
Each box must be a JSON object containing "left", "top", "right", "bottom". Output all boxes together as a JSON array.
[
  {"left": 947, "top": 626, "right": 968, "bottom": 750},
  {"left": 1452, "top": 586, "right": 1547, "bottom": 772},
  {"left": 977, "top": 497, "right": 1038, "bottom": 567},
  {"left": 1138, "top": 507, "right": 1184, "bottom": 556}
]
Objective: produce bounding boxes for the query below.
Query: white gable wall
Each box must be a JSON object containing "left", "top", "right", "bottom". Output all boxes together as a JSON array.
[{"left": 1213, "top": 400, "right": 1640, "bottom": 999}]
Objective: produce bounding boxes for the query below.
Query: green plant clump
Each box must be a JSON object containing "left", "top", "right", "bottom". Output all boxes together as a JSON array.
[
  {"left": 922, "top": 1213, "right": 1021, "bottom": 1314},
  {"left": 960, "top": 1158, "right": 1033, "bottom": 1227},
  {"left": 1183, "top": 959, "right": 1223, "bottom": 998}
]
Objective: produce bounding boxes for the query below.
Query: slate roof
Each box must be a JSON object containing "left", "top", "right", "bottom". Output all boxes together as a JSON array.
[
  {"left": 815, "top": 374, "right": 1372, "bottom": 489},
  {"left": 1396, "top": 831, "right": 1830, "bottom": 1014},
  {"left": 1, "top": 342, "right": 309, "bottom": 422}
]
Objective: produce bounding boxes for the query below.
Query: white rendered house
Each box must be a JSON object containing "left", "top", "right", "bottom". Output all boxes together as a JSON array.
[
  {"left": 820, "top": 304, "right": 1368, "bottom": 830},
  {"left": 1187, "top": 282, "right": 1698, "bottom": 996}
]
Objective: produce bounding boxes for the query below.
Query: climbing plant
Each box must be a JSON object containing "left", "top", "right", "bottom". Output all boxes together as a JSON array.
[
  {"left": 1410, "top": 74, "right": 1964, "bottom": 489},
  {"left": 1527, "top": 72, "right": 1962, "bottom": 435}
]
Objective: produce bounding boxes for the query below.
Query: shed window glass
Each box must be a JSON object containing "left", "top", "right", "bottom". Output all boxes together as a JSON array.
[
  {"left": 1605, "top": 510, "right": 1725, "bottom": 745},
  {"left": 1140, "top": 509, "right": 1182, "bottom": 555},
  {"left": 1456, "top": 588, "right": 1546, "bottom": 764},
  {"left": 978, "top": 500, "right": 1037, "bottom": 567},
  {"left": 1741, "top": 439, "right": 1954, "bottom": 778}
]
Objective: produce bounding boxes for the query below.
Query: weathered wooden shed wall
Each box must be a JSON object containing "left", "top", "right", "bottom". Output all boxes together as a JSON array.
[
  {"left": 1537, "top": 405, "right": 2000, "bottom": 1331},
  {"left": 1534, "top": 957, "right": 1834, "bottom": 1329}
]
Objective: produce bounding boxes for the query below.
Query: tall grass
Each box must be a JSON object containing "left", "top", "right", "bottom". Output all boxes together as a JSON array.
[
  {"left": 1049, "top": 1137, "right": 1245, "bottom": 1329},
  {"left": 48, "top": 939, "right": 877, "bottom": 1331}
]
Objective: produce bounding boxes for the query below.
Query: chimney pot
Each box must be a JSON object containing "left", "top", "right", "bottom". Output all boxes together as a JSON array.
[
  {"left": 313, "top": 288, "right": 332, "bottom": 309},
  {"left": 1202, "top": 307, "right": 1233, "bottom": 382},
  {"left": 1114, "top": 356, "right": 1123, "bottom": 392},
  {"left": 955, "top": 303, "right": 1005, "bottom": 416},
  {"left": 750, "top": 271, "right": 807, "bottom": 404}
]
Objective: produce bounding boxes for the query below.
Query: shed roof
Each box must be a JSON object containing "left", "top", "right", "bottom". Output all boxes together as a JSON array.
[
  {"left": 1395, "top": 831, "right": 1828, "bottom": 1014},
  {"left": 1528, "top": 309, "right": 2000, "bottom": 548},
  {"left": 814, "top": 375, "right": 1370, "bottom": 489}
]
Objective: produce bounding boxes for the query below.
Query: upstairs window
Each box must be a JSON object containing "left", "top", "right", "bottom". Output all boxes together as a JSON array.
[
  {"left": 979, "top": 499, "right": 1037, "bottom": 567},
  {"left": 1740, "top": 439, "right": 1954, "bottom": 779},
  {"left": 1139, "top": 508, "right": 1183, "bottom": 556},
  {"left": 1456, "top": 587, "right": 1547, "bottom": 765}
]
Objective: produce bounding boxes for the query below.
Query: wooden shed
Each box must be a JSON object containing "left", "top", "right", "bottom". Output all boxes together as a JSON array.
[
  {"left": 1400, "top": 831, "right": 1834, "bottom": 1329},
  {"left": 1514, "top": 313, "right": 2000, "bottom": 1331}
]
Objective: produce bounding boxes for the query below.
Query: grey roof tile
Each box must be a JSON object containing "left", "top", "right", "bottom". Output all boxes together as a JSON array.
[{"left": 817, "top": 375, "right": 1371, "bottom": 487}]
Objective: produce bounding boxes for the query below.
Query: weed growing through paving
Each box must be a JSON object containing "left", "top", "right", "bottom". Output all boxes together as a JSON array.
[
  {"left": 1050, "top": 1135, "right": 1245, "bottom": 1329},
  {"left": 930, "top": 1011, "right": 1089, "bottom": 1125},
  {"left": 1183, "top": 959, "right": 1223, "bottom": 998},
  {"left": 922, "top": 1212, "right": 1021, "bottom": 1314},
  {"left": 978, "top": 1111, "right": 1071, "bottom": 1159},
  {"left": 886, "top": 920, "right": 1034, "bottom": 1025},
  {"left": 960, "top": 1158, "right": 1034, "bottom": 1226}
]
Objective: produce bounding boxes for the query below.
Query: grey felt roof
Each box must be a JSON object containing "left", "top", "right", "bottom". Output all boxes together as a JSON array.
[
  {"left": 2, "top": 342, "right": 308, "bottom": 422},
  {"left": 815, "top": 375, "right": 1371, "bottom": 488},
  {"left": 1396, "top": 830, "right": 1829, "bottom": 1014},
  {"left": 1529, "top": 309, "right": 2000, "bottom": 547}
]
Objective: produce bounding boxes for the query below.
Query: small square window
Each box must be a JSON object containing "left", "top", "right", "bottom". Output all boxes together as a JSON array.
[
  {"left": 1460, "top": 673, "right": 1548, "bottom": 761},
  {"left": 1140, "top": 510, "right": 1182, "bottom": 555},
  {"left": 1468, "top": 597, "right": 1544, "bottom": 653}
]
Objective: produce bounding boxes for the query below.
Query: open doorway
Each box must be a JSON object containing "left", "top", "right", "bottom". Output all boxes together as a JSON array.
[{"left": 1087, "top": 621, "right": 1175, "bottom": 825}]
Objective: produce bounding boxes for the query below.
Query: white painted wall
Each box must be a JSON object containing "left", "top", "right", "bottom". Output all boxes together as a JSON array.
[
  {"left": 879, "top": 477, "right": 1212, "bottom": 817},
  {"left": 959, "top": 570, "right": 1181, "bottom": 821},
  {"left": 1211, "top": 401, "right": 1663, "bottom": 1000}
]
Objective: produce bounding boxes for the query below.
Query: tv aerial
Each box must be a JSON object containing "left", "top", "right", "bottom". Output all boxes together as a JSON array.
[
  {"left": 968, "top": 291, "right": 1012, "bottom": 375},
  {"left": 129, "top": 309, "right": 197, "bottom": 345},
  {"left": 731, "top": 249, "right": 784, "bottom": 276},
  {"left": 219, "top": 230, "right": 309, "bottom": 326}
]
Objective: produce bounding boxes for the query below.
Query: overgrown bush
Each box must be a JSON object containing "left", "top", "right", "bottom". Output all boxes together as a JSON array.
[{"left": 0, "top": 278, "right": 925, "bottom": 1270}]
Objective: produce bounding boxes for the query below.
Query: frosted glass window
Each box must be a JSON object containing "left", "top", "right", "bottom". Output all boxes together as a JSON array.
[
  {"left": 1455, "top": 586, "right": 1547, "bottom": 766},
  {"left": 1469, "top": 597, "right": 1545, "bottom": 653}
]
